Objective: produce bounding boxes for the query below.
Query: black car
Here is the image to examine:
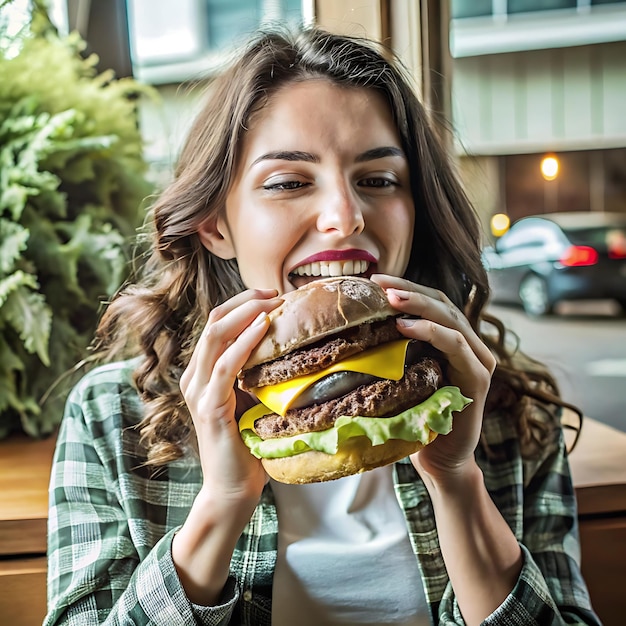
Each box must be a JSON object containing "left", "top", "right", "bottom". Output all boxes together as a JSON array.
[{"left": 483, "top": 212, "right": 626, "bottom": 315}]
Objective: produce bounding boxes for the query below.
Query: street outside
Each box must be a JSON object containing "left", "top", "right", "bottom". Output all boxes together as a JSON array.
[{"left": 488, "top": 301, "right": 626, "bottom": 434}]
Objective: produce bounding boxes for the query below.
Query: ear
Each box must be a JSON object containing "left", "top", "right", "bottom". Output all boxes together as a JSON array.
[{"left": 198, "top": 216, "right": 236, "bottom": 260}]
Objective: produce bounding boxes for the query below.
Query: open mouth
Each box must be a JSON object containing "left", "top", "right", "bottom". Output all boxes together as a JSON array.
[
  {"left": 289, "top": 260, "right": 372, "bottom": 288},
  {"left": 288, "top": 255, "right": 376, "bottom": 288}
]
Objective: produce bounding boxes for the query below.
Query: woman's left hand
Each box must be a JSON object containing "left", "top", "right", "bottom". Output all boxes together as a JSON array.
[{"left": 371, "top": 275, "right": 496, "bottom": 483}]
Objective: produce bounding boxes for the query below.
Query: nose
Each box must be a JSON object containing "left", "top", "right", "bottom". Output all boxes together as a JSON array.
[{"left": 316, "top": 182, "right": 365, "bottom": 236}]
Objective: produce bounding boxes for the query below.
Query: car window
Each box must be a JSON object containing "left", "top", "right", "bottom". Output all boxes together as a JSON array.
[
  {"left": 566, "top": 226, "right": 626, "bottom": 256},
  {"left": 496, "top": 221, "right": 555, "bottom": 252}
]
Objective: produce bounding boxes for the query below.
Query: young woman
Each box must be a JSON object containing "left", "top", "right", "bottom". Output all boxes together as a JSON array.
[{"left": 45, "top": 26, "right": 600, "bottom": 626}]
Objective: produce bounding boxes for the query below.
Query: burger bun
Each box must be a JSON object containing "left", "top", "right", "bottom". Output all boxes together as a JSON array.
[
  {"left": 261, "top": 431, "right": 438, "bottom": 484},
  {"left": 243, "top": 276, "right": 397, "bottom": 370}
]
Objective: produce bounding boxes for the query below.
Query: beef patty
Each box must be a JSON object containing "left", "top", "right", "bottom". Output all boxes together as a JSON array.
[
  {"left": 239, "top": 317, "right": 403, "bottom": 390},
  {"left": 252, "top": 356, "right": 443, "bottom": 440}
]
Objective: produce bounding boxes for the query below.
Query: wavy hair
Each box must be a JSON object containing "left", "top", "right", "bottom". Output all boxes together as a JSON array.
[{"left": 93, "top": 26, "right": 580, "bottom": 465}]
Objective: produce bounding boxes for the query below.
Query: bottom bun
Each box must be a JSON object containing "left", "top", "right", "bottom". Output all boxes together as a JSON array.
[{"left": 262, "top": 433, "right": 438, "bottom": 484}]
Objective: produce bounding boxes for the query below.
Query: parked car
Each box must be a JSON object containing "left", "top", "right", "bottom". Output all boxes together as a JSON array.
[{"left": 483, "top": 212, "right": 626, "bottom": 315}]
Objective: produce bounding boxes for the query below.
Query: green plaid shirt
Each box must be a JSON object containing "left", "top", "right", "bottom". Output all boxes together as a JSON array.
[{"left": 45, "top": 360, "right": 600, "bottom": 625}]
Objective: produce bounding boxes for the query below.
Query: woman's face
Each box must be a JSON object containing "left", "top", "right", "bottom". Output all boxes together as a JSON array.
[{"left": 202, "top": 79, "right": 415, "bottom": 294}]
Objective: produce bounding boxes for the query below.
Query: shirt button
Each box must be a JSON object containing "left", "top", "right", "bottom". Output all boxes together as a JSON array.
[{"left": 243, "top": 589, "right": 253, "bottom": 602}]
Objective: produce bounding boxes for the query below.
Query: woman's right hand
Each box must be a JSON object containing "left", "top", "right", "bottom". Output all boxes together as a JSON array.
[
  {"left": 173, "top": 288, "right": 282, "bottom": 605},
  {"left": 181, "top": 287, "right": 282, "bottom": 505}
]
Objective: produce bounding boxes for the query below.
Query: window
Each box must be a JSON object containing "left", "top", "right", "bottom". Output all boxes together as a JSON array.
[
  {"left": 496, "top": 221, "right": 557, "bottom": 252},
  {"left": 451, "top": 0, "right": 493, "bottom": 19},
  {"left": 451, "top": 0, "right": 626, "bottom": 20},
  {"left": 508, "top": 0, "right": 576, "bottom": 13},
  {"left": 450, "top": 0, "right": 626, "bottom": 56},
  {"left": 568, "top": 227, "right": 626, "bottom": 252},
  {"left": 205, "top": 0, "right": 303, "bottom": 51},
  {"left": 127, "top": 0, "right": 304, "bottom": 83}
]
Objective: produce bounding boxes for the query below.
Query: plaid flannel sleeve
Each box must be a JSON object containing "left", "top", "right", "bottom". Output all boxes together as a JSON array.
[
  {"left": 438, "top": 420, "right": 601, "bottom": 625},
  {"left": 44, "top": 366, "right": 239, "bottom": 626}
]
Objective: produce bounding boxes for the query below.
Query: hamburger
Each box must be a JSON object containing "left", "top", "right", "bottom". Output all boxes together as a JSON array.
[{"left": 237, "top": 276, "right": 471, "bottom": 484}]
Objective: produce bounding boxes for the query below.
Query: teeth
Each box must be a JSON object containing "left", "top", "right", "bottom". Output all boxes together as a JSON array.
[
  {"left": 329, "top": 261, "right": 342, "bottom": 276},
  {"left": 292, "top": 260, "right": 370, "bottom": 277}
]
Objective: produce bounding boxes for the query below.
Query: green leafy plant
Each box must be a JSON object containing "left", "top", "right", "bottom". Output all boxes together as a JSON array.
[{"left": 0, "top": 1, "right": 154, "bottom": 438}]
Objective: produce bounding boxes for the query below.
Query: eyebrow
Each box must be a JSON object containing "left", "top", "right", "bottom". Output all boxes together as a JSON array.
[
  {"left": 251, "top": 146, "right": 405, "bottom": 167},
  {"left": 355, "top": 146, "right": 405, "bottom": 162},
  {"left": 252, "top": 151, "right": 319, "bottom": 166}
]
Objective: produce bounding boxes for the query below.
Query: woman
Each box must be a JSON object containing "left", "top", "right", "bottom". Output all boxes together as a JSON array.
[{"left": 45, "top": 26, "right": 600, "bottom": 625}]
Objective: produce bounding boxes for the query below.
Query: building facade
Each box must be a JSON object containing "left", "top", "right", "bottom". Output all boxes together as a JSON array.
[{"left": 449, "top": 0, "right": 626, "bottom": 234}]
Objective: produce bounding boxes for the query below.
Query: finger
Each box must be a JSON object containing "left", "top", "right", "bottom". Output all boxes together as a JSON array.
[
  {"left": 371, "top": 274, "right": 446, "bottom": 303},
  {"left": 207, "top": 288, "right": 279, "bottom": 324},
  {"left": 196, "top": 297, "right": 282, "bottom": 373},
  {"left": 182, "top": 294, "right": 282, "bottom": 393},
  {"left": 185, "top": 314, "right": 272, "bottom": 443},
  {"left": 385, "top": 287, "right": 495, "bottom": 374},
  {"left": 185, "top": 289, "right": 277, "bottom": 366},
  {"left": 397, "top": 317, "right": 494, "bottom": 393},
  {"left": 202, "top": 311, "right": 272, "bottom": 406},
  {"left": 184, "top": 302, "right": 280, "bottom": 402},
  {"left": 372, "top": 275, "right": 461, "bottom": 326}
]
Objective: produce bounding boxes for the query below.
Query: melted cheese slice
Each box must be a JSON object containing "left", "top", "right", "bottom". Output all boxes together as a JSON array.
[
  {"left": 239, "top": 403, "right": 274, "bottom": 433},
  {"left": 250, "top": 339, "right": 411, "bottom": 419}
]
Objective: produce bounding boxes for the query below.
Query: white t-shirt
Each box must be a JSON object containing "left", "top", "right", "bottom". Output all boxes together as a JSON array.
[{"left": 271, "top": 465, "right": 430, "bottom": 625}]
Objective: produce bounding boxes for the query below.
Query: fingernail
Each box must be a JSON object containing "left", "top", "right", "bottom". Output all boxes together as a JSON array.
[
  {"left": 396, "top": 317, "right": 414, "bottom": 327},
  {"left": 387, "top": 288, "right": 410, "bottom": 301}
]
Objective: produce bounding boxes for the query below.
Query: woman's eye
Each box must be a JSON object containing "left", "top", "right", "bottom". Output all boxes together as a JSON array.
[
  {"left": 360, "top": 177, "right": 395, "bottom": 188},
  {"left": 263, "top": 180, "right": 307, "bottom": 191}
]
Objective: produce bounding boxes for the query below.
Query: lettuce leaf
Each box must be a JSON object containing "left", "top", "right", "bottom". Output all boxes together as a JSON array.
[{"left": 241, "top": 386, "right": 471, "bottom": 459}]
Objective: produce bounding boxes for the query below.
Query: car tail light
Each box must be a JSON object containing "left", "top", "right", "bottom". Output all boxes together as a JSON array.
[{"left": 560, "top": 245, "right": 598, "bottom": 267}]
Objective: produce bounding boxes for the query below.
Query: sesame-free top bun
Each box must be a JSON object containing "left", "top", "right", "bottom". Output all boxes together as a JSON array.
[
  {"left": 243, "top": 277, "right": 397, "bottom": 370},
  {"left": 261, "top": 432, "right": 438, "bottom": 484}
]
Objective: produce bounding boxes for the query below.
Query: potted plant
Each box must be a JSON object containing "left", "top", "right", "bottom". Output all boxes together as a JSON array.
[{"left": 0, "top": 0, "right": 154, "bottom": 439}]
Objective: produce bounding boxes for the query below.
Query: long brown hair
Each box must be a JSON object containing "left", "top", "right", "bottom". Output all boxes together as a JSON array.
[{"left": 94, "top": 26, "right": 579, "bottom": 464}]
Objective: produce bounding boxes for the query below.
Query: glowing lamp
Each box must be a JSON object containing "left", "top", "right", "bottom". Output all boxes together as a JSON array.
[
  {"left": 490, "top": 213, "right": 510, "bottom": 237},
  {"left": 541, "top": 156, "right": 559, "bottom": 181}
]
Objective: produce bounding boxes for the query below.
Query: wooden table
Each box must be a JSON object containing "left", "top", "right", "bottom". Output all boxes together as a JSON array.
[
  {"left": 0, "top": 418, "right": 625, "bottom": 625},
  {"left": 0, "top": 433, "right": 56, "bottom": 626},
  {"left": 568, "top": 417, "right": 626, "bottom": 626}
]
